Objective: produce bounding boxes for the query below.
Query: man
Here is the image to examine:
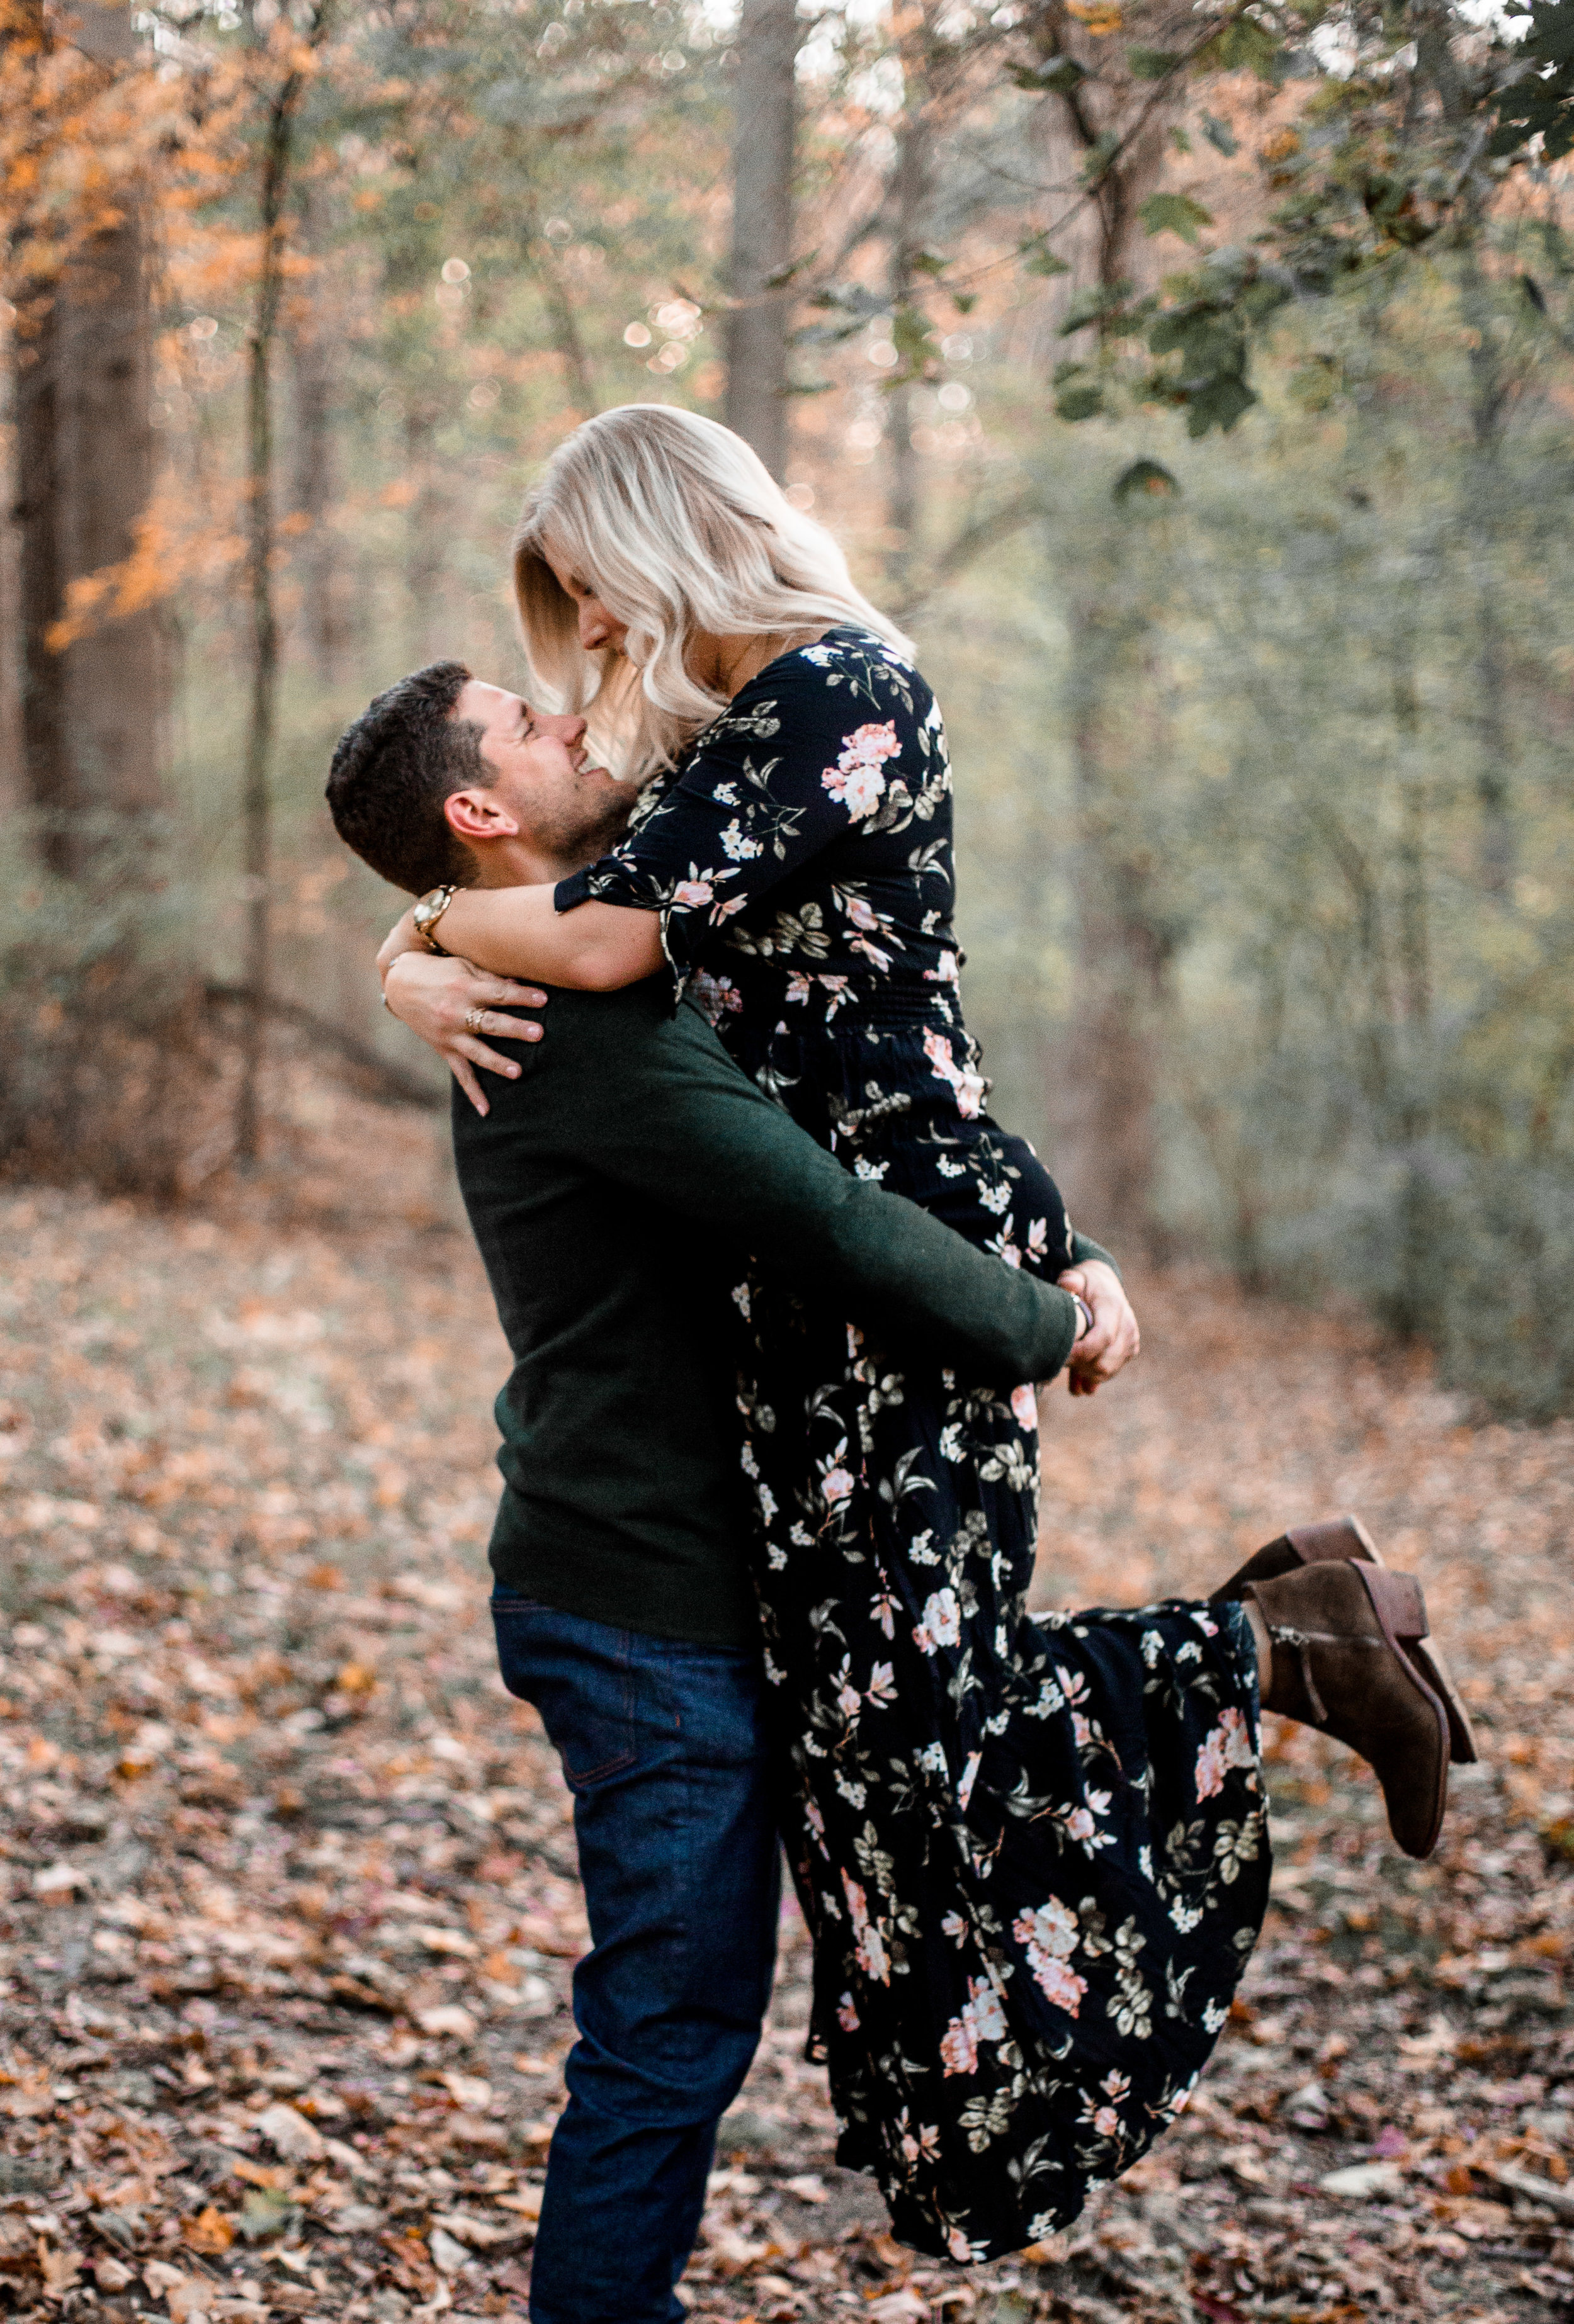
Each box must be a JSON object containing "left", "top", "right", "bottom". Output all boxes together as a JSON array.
[{"left": 326, "top": 663, "right": 1133, "bottom": 2323}]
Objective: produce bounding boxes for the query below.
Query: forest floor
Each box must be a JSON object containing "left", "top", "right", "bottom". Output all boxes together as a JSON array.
[{"left": 3, "top": 1075, "right": 1574, "bottom": 2324}]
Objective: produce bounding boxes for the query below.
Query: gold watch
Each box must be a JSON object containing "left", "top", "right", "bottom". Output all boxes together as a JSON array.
[{"left": 411, "top": 884, "right": 461, "bottom": 955}]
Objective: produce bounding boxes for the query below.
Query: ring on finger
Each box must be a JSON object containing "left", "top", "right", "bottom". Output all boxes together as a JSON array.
[{"left": 463, "top": 1006, "right": 489, "bottom": 1034}]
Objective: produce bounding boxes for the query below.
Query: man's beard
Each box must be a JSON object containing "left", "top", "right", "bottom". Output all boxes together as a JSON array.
[{"left": 549, "top": 799, "right": 632, "bottom": 876}]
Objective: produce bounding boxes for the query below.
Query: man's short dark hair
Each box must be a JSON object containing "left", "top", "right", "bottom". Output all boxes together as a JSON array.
[{"left": 327, "top": 660, "right": 485, "bottom": 896}]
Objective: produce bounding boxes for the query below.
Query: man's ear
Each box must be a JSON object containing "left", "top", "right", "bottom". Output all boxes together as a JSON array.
[{"left": 444, "top": 787, "right": 521, "bottom": 843}]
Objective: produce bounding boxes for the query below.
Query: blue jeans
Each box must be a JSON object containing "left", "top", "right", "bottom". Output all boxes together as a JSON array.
[{"left": 491, "top": 1597, "right": 780, "bottom": 2324}]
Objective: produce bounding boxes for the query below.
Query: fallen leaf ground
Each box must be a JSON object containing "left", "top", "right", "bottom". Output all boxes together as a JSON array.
[{"left": 3, "top": 1085, "right": 1573, "bottom": 2324}]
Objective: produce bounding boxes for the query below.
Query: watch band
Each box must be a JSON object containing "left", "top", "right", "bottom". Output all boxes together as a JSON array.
[{"left": 412, "top": 884, "right": 460, "bottom": 955}]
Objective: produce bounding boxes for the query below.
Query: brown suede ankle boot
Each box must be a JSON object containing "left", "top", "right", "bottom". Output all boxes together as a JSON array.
[
  {"left": 1243, "top": 1561, "right": 1455, "bottom": 1860},
  {"left": 1221, "top": 1515, "right": 1477, "bottom": 1766}
]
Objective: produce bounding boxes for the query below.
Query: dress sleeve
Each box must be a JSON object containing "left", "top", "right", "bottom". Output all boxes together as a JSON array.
[{"left": 553, "top": 642, "right": 937, "bottom": 973}]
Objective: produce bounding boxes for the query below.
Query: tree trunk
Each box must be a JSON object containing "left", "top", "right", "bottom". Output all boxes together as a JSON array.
[
  {"left": 0, "top": 302, "right": 25, "bottom": 816},
  {"left": 12, "top": 0, "right": 164, "bottom": 879},
  {"left": 289, "top": 200, "right": 348, "bottom": 687},
  {"left": 885, "top": 106, "right": 929, "bottom": 591},
  {"left": 723, "top": 0, "right": 796, "bottom": 477},
  {"left": 1436, "top": 50, "right": 1514, "bottom": 895},
  {"left": 54, "top": 238, "right": 164, "bottom": 859},
  {"left": 235, "top": 61, "right": 303, "bottom": 1170},
  {"left": 14, "top": 284, "right": 67, "bottom": 860},
  {"left": 1040, "top": 41, "right": 1175, "bottom": 1248},
  {"left": 290, "top": 322, "right": 343, "bottom": 685},
  {"left": 1389, "top": 623, "right": 1441, "bottom": 1342},
  {"left": 1060, "top": 570, "right": 1174, "bottom": 1246},
  {"left": 404, "top": 403, "right": 445, "bottom": 666},
  {"left": 1463, "top": 317, "right": 1514, "bottom": 896},
  {"left": 536, "top": 247, "right": 598, "bottom": 419},
  {"left": 489, "top": 138, "right": 599, "bottom": 420}
]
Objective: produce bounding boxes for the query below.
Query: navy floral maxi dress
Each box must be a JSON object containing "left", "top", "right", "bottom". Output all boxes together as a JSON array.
[{"left": 555, "top": 629, "right": 1271, "bottom": 2262}]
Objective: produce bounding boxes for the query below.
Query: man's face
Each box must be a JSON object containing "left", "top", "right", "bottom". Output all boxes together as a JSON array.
[{"left": 453, "top": 680, "right": 630, "bottom": 866}]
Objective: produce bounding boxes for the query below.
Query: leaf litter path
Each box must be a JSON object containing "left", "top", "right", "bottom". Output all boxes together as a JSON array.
[{"left": 1, "top": 1158, "right": 1573, "bottom": 2324}]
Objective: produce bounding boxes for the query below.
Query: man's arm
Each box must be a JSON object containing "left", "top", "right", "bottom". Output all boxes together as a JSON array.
[{"left": 549, "top": 988, "right": 1092, "bottom": 1389}]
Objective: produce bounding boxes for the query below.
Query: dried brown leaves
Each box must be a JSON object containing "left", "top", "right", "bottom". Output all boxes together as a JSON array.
[{"left": 0, "top": 1144, "right": 1571, "bottom": 2323}]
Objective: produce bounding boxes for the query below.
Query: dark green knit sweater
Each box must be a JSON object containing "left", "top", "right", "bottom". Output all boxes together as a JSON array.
[{"left": 453, "top": 976, "right": 1112, "bottom": 1649}]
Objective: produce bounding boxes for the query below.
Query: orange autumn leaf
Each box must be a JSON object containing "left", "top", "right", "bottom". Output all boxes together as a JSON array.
[
  {"left": 182, "top": 2208, "right": 235, "bottom": 2255},
  {"left": 1066, "top": 0, "right": 1123, "bottom": 29}
]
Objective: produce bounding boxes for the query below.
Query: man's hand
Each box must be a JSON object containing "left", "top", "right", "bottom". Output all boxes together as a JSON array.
[
  {"left": 1057, "top": 1260, "right": 1140, "bottom": 1397},
  {"left": 383, "top": 951, "right": 548, "bottom": 1117}
]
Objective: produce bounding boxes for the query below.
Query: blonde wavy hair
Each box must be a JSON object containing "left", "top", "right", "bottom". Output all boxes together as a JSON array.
[{"left": 511, "top": 403, "right": 912, "bottom": 780}]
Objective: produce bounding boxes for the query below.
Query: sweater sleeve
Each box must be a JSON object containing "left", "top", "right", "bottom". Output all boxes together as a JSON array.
[
  {"left": 552, "top": 991, "right": 1082, "bottom": 1387},
  {"left": 1070, "top": 1231, "right": 1121, "bottom": 1279}
]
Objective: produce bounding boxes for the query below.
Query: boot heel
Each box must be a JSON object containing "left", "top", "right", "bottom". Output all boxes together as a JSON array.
[
  {"left": 1323, "top": 1543, "right": 1475, "bottom": 1765},
  {"left": 1356, "top": 1564, "right": 1476, "bottom": 1769},
  {"left": 1407, "top": 1637, "right": 1480, "bottom": 1765}
]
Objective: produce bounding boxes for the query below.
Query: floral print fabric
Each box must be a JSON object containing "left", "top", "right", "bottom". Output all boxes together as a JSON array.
[{"left": 557, "top": 629, "right": 1271, "bottom": 2260}]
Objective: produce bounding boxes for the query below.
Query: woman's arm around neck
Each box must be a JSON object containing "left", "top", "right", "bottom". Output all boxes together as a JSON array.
[{"left": 380, "top": 884, "right": 665, "bottom": 992}]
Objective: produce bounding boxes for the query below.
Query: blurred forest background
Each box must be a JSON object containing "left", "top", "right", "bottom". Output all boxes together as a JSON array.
[{"left": 2, "top": 0, "right": 1572, "bottom": 1418}]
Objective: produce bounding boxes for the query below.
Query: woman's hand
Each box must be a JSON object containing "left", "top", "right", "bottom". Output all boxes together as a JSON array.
[
  {"left": 382, "top": 951, "right": 548, "bottom": 1117},
  {"left": 1058, "top": 1261, "right": 1141, "bottom": 1397}
]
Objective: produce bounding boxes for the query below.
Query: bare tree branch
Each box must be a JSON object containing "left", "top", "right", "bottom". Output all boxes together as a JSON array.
[{"left": 891, "top": 488, "right": 1048, "bottom": 623}]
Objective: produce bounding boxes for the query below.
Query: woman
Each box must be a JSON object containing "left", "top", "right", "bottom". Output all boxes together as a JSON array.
[{"left": 378, "top": 407, "right": 1466, "bottom": 2260}]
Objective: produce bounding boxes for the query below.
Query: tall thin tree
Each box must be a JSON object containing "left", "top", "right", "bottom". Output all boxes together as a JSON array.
[
  {"left": 1036, "top": 6, "right": 1177, "bottom": 1244},
  {"left": 885, "top": 100, "right": 930, "bottom": 590},
  {"left": 235, "top": 0, "right": 334, "bottom": 1170},
  {"left": 289, "top": 189, "right": 347, "bottom": 687},
  {"left": 724, "top": 0, "right": 797, "bottom": 477}
]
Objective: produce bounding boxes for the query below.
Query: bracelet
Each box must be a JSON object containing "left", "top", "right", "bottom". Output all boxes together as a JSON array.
[{"left": 1070, "top": 1294, "right": 1093, "bottom": 1343}]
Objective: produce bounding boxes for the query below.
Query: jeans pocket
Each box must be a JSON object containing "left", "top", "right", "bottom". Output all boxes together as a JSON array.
[
  {"left": 554, "top": 1684, "right": 638, "bottom": 1791},
  {"left": 491, "top": 1602, "right": 641, "bottom": 1791}
]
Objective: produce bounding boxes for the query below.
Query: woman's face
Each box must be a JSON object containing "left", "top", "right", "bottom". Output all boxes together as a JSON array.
[{"left": 543, "top": 544, "right": 629, "bottom": 660}]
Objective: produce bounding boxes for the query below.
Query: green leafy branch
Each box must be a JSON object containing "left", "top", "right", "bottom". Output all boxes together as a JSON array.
[{"left": 1014, "top": 0, "right": 1574, "bottom": 441}]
